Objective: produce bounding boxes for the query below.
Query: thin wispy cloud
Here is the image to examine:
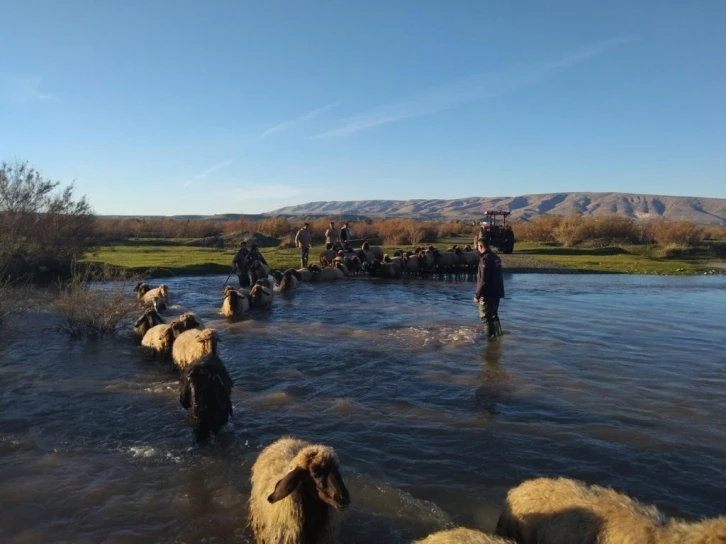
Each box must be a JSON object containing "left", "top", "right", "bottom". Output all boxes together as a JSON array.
[
  {"left": 184, "top": 159, "right": 235, "bottom": 187},
  {"left": 6, "top": 75, "right": 59, "bottom": 103},
  {"left": 232, "top": 184, "right": 305, "bottom": 200},
  {"left": 311, "top": 37, "right": 632, "bottom": 139},
  {"left": 259, "top": 102, "right": 339, "bottom": 139}
]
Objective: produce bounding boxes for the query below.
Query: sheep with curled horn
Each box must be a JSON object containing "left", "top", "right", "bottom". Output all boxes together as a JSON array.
[
  {"left": 132, "top": 307, "right": 165, "bottom": 341},
  {"left": 413, "top": 527, "right": 513, "bottom": 544},
  {"left": 141, "top": 313, "right": 201, "bottom": 360},
  {"left": 179, "top": 352, "right": 234, "bottom": 444},
  {"left": 221, "top": 285, "right": 251, "bottom": 318},
  {"left": 172, "top": 328, "right": 221, "bottom": 371},
  {"left": 495, "top": 476, "right": 726, "bottom": 544},
  {"left": 248, "top": 436, "right": 351, "bottom": 544}
]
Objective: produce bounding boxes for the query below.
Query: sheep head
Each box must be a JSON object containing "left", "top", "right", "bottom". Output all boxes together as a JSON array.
[
  {"left": 158, "top": 284, "right": 169, "bottom": 298},
  {"left": 383, "top": 254, "right": 391, "bottom": 263},
  {"left": 224, "top": 285, "right": 236, "bottom": 296},
  {"left": 268, "top": 445, "right": 350, "bottom": 512},
  {"left": 179, "top": 312, "right": 202, "bottom": 331},
  {"left": 134, "top": 282, "right": 151, "bottom": 298},
  {"left": 196, "top": 329, "right": 220, "bottom": 354},
  {"left": 361, "top": 241, "right": 370, "bottom": 251}
]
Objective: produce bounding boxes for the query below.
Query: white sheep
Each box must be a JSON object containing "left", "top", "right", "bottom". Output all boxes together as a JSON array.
[
  {"left": 172, "top": 328, "right": 220, "bottom": 371},
  {"left": 414, "top": 527, "right": 513, "bottom": 544},
  {"left": 495, "top": 477, "right": 726, "bottom": 544},
  {"left": 140, "top": 312, "right": 200, "bottom": 360},
  {"left": 221, "top": 285, "right": 251, "bottom": 318},
  {"left": 141, "top": 283, "right": 169, "bottom": 306},
  {"left": 248, "top": 436, "right": 351, "bottom": 544}
]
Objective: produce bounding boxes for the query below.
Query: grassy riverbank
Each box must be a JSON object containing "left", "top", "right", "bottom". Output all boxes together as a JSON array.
[{"left": 81, "top": 238, "right": 726, "bottom": 278}]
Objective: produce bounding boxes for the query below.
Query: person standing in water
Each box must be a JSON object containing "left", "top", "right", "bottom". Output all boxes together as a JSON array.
[
  {"left": 340, "top": 221, "right": 351, "bottom": 251},
  {"left": 474, "top": 237, "right": 505, "bottom": 339},
  {"left": 232, "top": 241, "right": 250, "bottom": 288}
]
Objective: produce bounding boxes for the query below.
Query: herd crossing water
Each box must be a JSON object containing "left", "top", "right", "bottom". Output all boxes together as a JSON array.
[{"left": 1, "top": 273, "right": 725, "bottom": 543}]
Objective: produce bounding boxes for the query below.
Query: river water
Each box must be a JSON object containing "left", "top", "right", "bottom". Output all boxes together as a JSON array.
[{"left": 1, "top": 274, "right": 725, "bottom": 543}]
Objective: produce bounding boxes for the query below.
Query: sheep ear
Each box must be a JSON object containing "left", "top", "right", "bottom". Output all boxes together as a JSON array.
[{"left": 268, "top": 467, "right": 306, "bottom": 503}]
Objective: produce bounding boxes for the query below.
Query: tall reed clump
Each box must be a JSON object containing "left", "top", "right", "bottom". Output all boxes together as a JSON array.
[{"left": 52, "top": 263, "right": 140, "bottom": 337}]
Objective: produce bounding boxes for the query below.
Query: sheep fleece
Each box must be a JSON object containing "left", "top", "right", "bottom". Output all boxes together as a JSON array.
[{"left": 248, "top": 437, "right": 340, "bottom": 544}]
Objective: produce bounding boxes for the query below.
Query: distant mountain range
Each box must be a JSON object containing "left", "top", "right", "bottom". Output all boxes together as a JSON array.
[
  {"left": 100, "top": 192, "right": 726, "bottom": 225},
  {"left": 266, "top": 192, "right": 726, "bottom": 224}
]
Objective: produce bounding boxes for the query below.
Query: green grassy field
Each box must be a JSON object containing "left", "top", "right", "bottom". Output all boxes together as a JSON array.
[{"left": 81, "top": 238, "right": 725, "bottom": 278}]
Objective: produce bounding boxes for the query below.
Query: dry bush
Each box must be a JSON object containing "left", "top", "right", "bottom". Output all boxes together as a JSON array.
[
  {"left": 514, "top": 216, "right": 562, "bottom": 243},
  {"left": 52, "top": 264, "right": 141, "bottom": 337},
  {"left": 703, "top": 225, "right": 726, "bottom": 241},
  {"left": 95, "top": 217, "right": 222, "bottom": 241},
  {"left": 1, "top": 160, "right": 95, "bottom": 279},
  {"left": 552, "top": 214, "right": 642, "bottom": 246},
  {"left": 651, "top": 220, "right": 704, "bottom": 247},
  {"left": 437, "top": 220, "right": 470, "bottom": 238}
]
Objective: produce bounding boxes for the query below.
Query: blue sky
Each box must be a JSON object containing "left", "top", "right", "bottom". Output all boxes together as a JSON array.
[{"left": 2, "top": 1, "right": 725, "bottom": 216}]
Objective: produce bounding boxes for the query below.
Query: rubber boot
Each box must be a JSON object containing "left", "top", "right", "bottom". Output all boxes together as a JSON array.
[{"left": 491, "top": 318, "right": 503, "bottom": 339}]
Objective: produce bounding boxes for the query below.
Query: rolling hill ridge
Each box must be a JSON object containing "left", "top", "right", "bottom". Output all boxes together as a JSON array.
[{"left": 266, "top": 192, "right": 726, "bottom": 224}]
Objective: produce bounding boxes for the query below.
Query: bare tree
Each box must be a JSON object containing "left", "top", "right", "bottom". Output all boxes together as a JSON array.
[{"left": 0, "top": 160, "right": 95, "bottom": 279}]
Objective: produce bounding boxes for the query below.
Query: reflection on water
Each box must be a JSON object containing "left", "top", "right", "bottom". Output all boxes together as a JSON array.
[{"left": 1, "top": 274, "right": 725, "bottom": 543}]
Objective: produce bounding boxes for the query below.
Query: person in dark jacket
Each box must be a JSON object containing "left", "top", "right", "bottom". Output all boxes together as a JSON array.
[
  {"left": 474, "top": 237, "right": 504, "bottom": 339},
  {"left": 244, "top": 243, "right": 268, "bottom": 285},
  {"left": 232, "top": 241, "right": 250, "bottom": 288},
  {"left": 340, "top": 222, "right": 352, "bottom": 251}
]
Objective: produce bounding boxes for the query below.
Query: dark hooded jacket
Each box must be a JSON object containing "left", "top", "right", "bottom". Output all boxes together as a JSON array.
[{"left": 475, "top": 250, "right": 505, "bottom": 299}]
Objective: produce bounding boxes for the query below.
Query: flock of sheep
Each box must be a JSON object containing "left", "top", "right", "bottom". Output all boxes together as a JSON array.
[
  {"left": 128, "top": 264, "right": 725, "bottom": 544},
  {"left": 316, "top": 241, "right": 483, "bottom": 279}
]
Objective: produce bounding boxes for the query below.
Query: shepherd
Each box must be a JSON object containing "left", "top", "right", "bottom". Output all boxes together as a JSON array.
[{"left": 474, "top": 237, "right": 505, "bottom": 339}]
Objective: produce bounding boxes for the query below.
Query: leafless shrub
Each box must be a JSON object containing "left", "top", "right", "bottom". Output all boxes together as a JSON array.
[
  {"left": 651, "top": 220, "right": 704, "bottom": 247},
  {"left": 51, "top": 263, "right": 140, "bottom": 337},
  {"left": 0, "top": 160, "right": 95, "bottom": 280}
]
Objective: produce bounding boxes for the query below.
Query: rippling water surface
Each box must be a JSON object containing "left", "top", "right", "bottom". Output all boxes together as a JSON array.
[{"left": 1, "top": 274, "right": 725, "bottom": 543}]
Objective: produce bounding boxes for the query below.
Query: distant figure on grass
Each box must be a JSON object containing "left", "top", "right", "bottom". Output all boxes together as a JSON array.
[
  {"left": 244, "top": 243, "right": 268, "bottom": 285},
  {"left": 340, "top": 221, "right": 351, "bottom": 251},
  {"left": 474, "top": 237, "right": 505, "bottom": 340},
  {"left": 232, "top": 241, "right": 250, "bottom": 288},
  {"left": 325, "top": 221, "right": 339, "bottom": 246},
  {"left": 294, "top": 222, "right": 312, "bottom": 268}
]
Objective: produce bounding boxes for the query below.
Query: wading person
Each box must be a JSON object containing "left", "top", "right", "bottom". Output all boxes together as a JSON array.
[
  {"left": 474, "top": 237, "right": 504, "bottom": 339},
  {"left": 294, "top": 222, "right": 312, "bottom": 268},
  {"left": 245, "top": 243, "right": 268, "bottom": 285},
  {"left": 232, "top": 241, "right": 250, "bottom": 288},
  {"left": 325, "top": 221, "right": 339, "bottom": 246},
  {"left": 340, "top": 221, "right": 351, "bottom": 251}
]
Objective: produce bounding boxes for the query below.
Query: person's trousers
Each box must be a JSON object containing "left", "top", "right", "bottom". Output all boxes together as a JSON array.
[
  {"left": 478, "top": 297, "right": 502, "bottom": 339},
  {"left": 238, "top": 271, "right": 250, "bottom": 288},
  {"left": 300, "top": 246, "right": 309, "bottom": 267}
]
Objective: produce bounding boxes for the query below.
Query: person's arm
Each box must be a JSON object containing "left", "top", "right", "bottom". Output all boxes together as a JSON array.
[
  {"left": 474, "top": 258, "right": 486, "bottom": 301},
  {"left": 294, "top": 231, "right": 300, "bottom": 247}
]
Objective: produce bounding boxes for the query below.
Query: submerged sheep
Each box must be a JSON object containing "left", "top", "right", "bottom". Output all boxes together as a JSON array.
[
  {"left": 140, "top": 312, "right": 202, "bottom": 360},
  {"left": 495, "top": 477, "right": 726, "bottom": 544},
  {"left": 248, "top": 436, "right": 351, "bottom": 544},
  {"left": 221, "top": 285, "right": 250, "bottom": 318},
  {"left": 414, "top": 527, "right": 513, "bottom": 544}
]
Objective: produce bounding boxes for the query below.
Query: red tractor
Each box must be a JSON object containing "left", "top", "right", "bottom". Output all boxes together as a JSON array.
[{"left": 474, "top": 210, "right": 515, "bottom": 254}]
